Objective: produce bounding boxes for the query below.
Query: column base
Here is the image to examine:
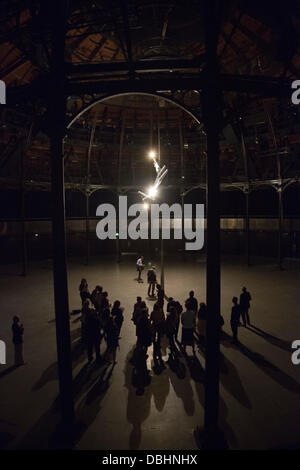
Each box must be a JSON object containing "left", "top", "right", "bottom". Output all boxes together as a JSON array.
[{"left": 194, "top": 425, "right": 228, "bottom": 450}]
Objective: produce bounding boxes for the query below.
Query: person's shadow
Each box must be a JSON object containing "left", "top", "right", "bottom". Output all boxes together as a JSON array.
[
  {"left": 246, "top": 324, "right": 292, "bottom": 353},
  {"left": 124, "top": 348, "right": 152, "bottom": 450},
  {"left": 237, "top": 342, "right": 300, "bottom": 395}
]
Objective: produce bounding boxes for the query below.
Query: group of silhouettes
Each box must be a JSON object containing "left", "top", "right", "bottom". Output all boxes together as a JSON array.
[{"left": 79, "top": 279, "right": 124, "bottom": 364}]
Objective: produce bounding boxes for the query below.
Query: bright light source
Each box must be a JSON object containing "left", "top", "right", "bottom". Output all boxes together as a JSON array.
[
  {"left": 143, "top": 202, "right": 149, "bottom": 210},
  {"left": 149, "top": 150, "right": 156, "bottom": 159},
  {"left": 148, "top": 186, "right": 158, "bottom": 199},
  {"left": 34, "top": 233, "right": 39, "bottom": 237}
]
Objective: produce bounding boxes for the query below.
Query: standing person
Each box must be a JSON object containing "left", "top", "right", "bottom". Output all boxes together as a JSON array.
[
  {"left": 174, "top": 301, "right": 183, "bottom": 340},
  {"left": 136, "top": 306, "right": 152, "bottom": 355},
  {"left": 132, "top": 297, "right": 143, "bottom": 340},
  {"left": 231, "top": 297, "right": 241, "bottom": 344},
  {"left": 197, "top": 302, "right": 207, "bottom": 340},
  {"left": 240, "top": 286, "right": 252, "bottom": 326},
  {"left": 167, "top": 297, "right": 176, "bottom": 313},
  {"left": 150, "top": 302, "right": 165, "bottom": 347},
  {"left": 136, "top": 255, "right": 145, "bottom": 282},
  {"left": 165, "top": 306, "right": 177, "bottom": 353},
  {"left": 79, "top": 278, "right": 90, "bottom": 305},
  {"left": 156, "top": 284, "right": 165, "bottom": 307},
  {"left": 12, "top": 316, "right": 25, "bottom": 366},
  {"left": 186, "top": 291, "right": 198, "bottom": 314},
  {"left": 101, "top": 291, "right": 109, "bottom": 312},
  {"left": 147, "top": 265, "right": 156, "bottom": 297},
  {"left": 91, "top": 285, "right": 101, "bottom": 309},
  {"left": 181, "top": 301, "right": 196, "bottom": 354},
  {"left": 111, "top": 300, "right": 124, "bottom": 336},
  {"left": 85, "top": 307, "right": 101, "bottom": 364},
  {"left": 101, "top": 307, "right": 111, "bottom": 342},
  {"left": 106, "top": 316, "right": 119, "bottom": 364},
  {"left": 94, "top": 286, "right": 103, "bottom": 312}
]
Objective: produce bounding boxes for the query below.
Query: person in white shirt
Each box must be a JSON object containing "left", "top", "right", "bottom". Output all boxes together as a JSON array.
[
  {"left": 136, "top": 256, "right": 145, "bottom": 282},
  {"left": 181, "top": 300, "right": 196, "bottom": 354}
]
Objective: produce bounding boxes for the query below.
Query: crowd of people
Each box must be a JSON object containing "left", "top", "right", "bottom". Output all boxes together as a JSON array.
[
  {"left": 10, "top": 272, "right": 252, "bottom": 372},
  {"left": 79, "top": 279, "right": 124, "bottom": 364}
]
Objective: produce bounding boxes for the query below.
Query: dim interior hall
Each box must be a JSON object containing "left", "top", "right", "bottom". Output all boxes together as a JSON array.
[{"left": 0, "top": 0, "right": 300, "bottom": 452}]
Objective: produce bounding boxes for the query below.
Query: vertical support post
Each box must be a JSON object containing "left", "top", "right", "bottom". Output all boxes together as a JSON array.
[
  {"left": 116, "top": 196, "right": 121, "bottom": 263},
  {"left": 49, "top": 0, "right": 75, "bottom": 428},
  {"left": 160, "top": 216, "right": 164, "bottom": 291},
  {"left": 181, "top": 194, "right": 185, "bottom": 259},
  {"left": 118, "top": 112, "right": 125, "bottom": 188},
  {"left": 278, "top": 187, "right": 283, "bottom": 270},
  {"left": 20, "top": 138, "right": 27, "bottom": 276},
  {"left": 157, "top": 107, "right": 161, "bottom": 163},
  {"left": 245, "top": 188, "right": 250, "bottom": 266},
  {"left": 264, "top": 101, "right": 283, "bottom": 270},
  {"left": 85, "top": 192, "right": 90, "bottom": 265},
  {"left": 179, "top": 118, "right": 185, "bottom": 258},
  {"left": 239, "top": 121, "right": 251, "bottom": 266},
  {"left": 197, "top": 0, "right": 225, "bottom": 449}
]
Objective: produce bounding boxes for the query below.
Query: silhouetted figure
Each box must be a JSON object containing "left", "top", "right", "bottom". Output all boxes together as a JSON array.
[
  {"left": 150, "top": 302, "right": 165, "bottom": 347},
  {"left": 12, "top": 316, "right": 24, "bottom": 366},
  {"left": 186, "top": 291, "right": 198, "bottom": 313},
  {"left": 111, "top": 300, "right": 124, "bottom": 336},
  {"left": 147, "top": 265, "right": 156, "bottom": 297},
  {"left": 197, "top": 302, "right": 207, "bottom": 340},
  {"left": 133, "top": 349, "right": 151, "bottom": 393},
  {"left": 181, "top": 301, "right": 196, "bottom": 354},
  {"left": 156, "top": 284, "right": 164, "bottom": 307},
  {"left": 85, "top": 308, "right": 101, "bottom": 363},
  {"left": 240, "top": 286, "right": 252, "bottom": 326},
  {"left": 101, "top": 291, "right": 109, "bottom": 312},
  {"left": 81, "top": 299, "right": 90, "bottom": 343},
  {"left": 174, "top": 301, "right": 183, "bottom": 340},
  {"left": 167, "top": 297, "right": 176, "bottom": 313},
  {"left": 136, "top": 306, "right": 152, "bottom": 354},
  {"left": 165, "top": 306, "right": 177, "bottom": 354},
  {"left": 101, "top": 307, "right": 111, "bottom": 341},
  {"left": 106, "top": 316, "right": 119, "bottom": 364},
  {"left": 136, "top": 256, "right": 145, "bottom": 281},
  {"left": 91, "top": 285, "right": 102, "bottom": 311},
  {"left": 231, "top": 297, "right": 241, "bottom": 344},
  {"left": 79, "top": 278, "right": 90, "bottom": 305}
]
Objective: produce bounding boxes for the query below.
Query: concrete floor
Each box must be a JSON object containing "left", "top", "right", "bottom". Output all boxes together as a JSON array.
[{"left": 0, "top": 254, "right": 300, "bottom": 450}]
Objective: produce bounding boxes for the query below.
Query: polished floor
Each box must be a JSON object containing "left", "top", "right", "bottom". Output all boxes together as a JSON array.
[{"left": 0, "top": 254, "right": 299, "bottom": 450}]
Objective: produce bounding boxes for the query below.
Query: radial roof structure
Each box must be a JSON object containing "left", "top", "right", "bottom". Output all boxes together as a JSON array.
[{"left": 0, "top": 0, "right": 300, "bottom": 193}]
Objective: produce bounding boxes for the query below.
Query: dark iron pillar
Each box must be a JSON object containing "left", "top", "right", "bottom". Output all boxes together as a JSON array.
[
  {"left": 245, "top": 188, "right": 250, "bottom": 266},
  {"left": 85, "top": 192, "right": 90, "bottom": 265},
  {"left": 49, "top": 0, "right": 75, "bottom": 428},
  {"left": 196, "top": 0, "right": 226, "bottom": 449},
  {"left": 20, "top": 138, "right": 27, "bottom": 277},
  {"left": 278, "top": 186, "right": 284, "bottom": 270}
]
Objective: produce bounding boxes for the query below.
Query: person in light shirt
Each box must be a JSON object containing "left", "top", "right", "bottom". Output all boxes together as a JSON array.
[
  {"left": 181, "top": 300, "right": 196, "bottom": 354},
  {"left": 136, "top": 255, "right": 145, "bottom": 282}
]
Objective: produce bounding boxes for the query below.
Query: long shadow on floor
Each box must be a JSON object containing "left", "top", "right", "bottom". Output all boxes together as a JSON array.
[
  {"left": 17, "top": 359, "right": 114, "bottom": 449},
  {"left": 246, "top": 324, "right": 292, "bottom": 353},
  {"left": 194, "top": 335, "right": 252, "bottom": 410},
  {"left": 32, "top": 338, "right": 86, "bottom": 391},
  {"left": 74, "top": 363, "right": 115, "bottom": 445},
  {"left": 177, "top": 338, "right": 238, "bottom": 448},
  {"left": 222, "top": 332, "right": 300, "bottom": 395},
  {"left": 124, "top": 347, "right": 153, "bottom": 450},
  {"left": 0, "top": 365, "right": 18, "bottom": 380}
]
